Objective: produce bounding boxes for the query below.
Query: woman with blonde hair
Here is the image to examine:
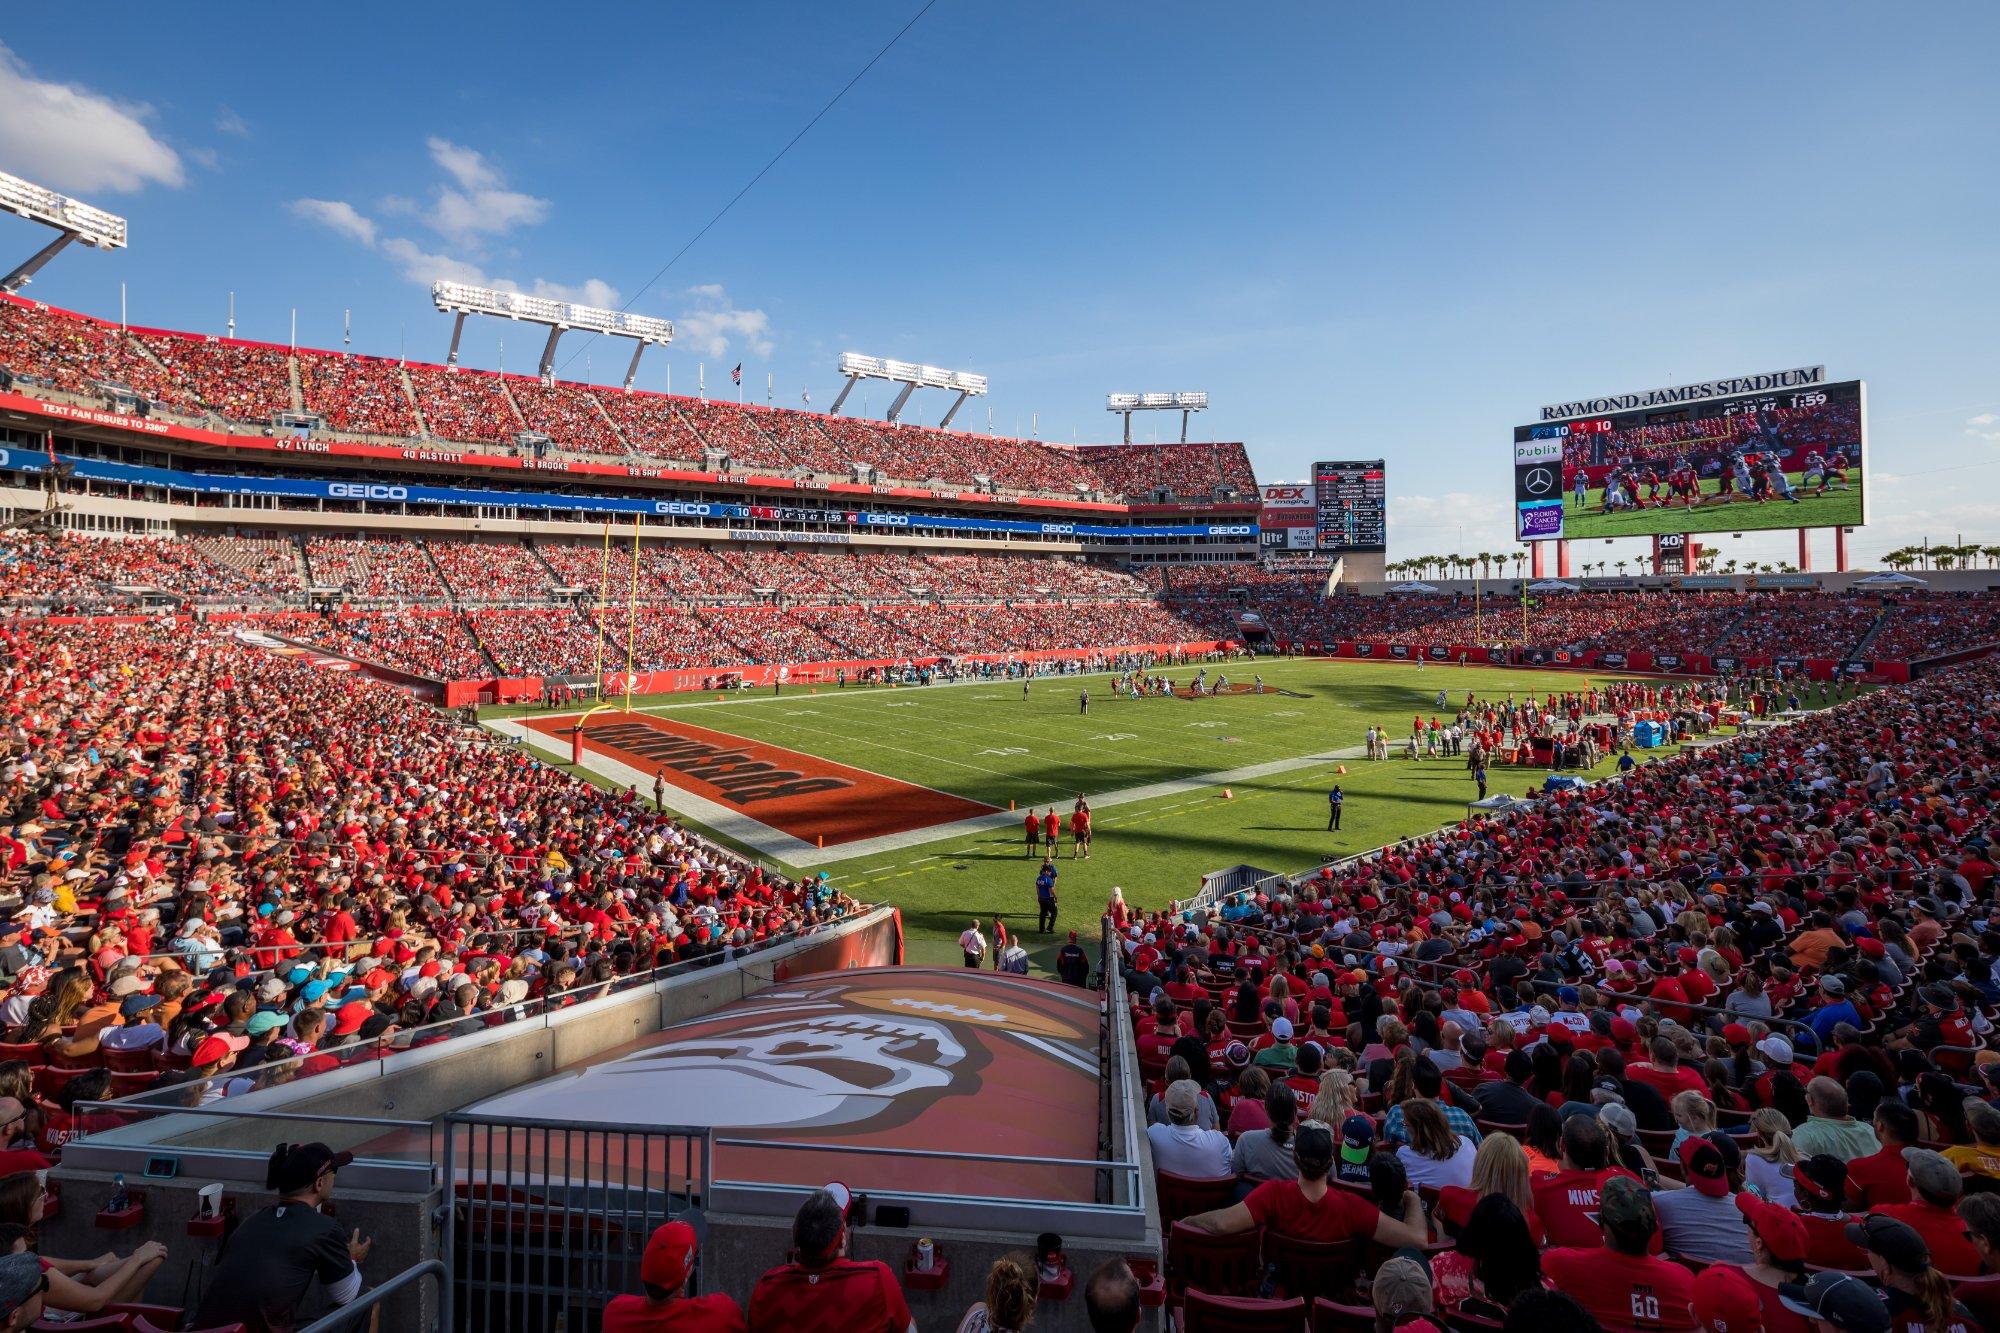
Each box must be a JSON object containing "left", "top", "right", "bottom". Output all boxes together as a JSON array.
[
  {"left": 1745, "top": 1106, "right": 1799, "bottom": 1206},
  {"left": 1668, "top": 1089, "right": 1716, "bottom": 1155},
  {"left": 1435, "top": 1133, "right": 1544, "bottom": 1241},
  {"left": 1309, "top": 1068, "right": 1358, "bottom": 1128},
  {"left": 957, "top": 1252, "right": 1038, "bottom": 1332}
]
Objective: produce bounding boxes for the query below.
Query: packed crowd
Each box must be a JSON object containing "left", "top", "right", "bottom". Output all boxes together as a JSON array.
[
  {"left": 1075, "top": 442, "right": 1261, "bottom": 500},
  {"left": 301, "top": 609, "right": 493, "bottom": 679},
  {"left": 0, "top": 530, "right": 290, "bottom": 605},
  {"left": 425, "top": 538, "right": 557, "bottom": 602},
  {"left": 1720, "top": 600, "right": 1884, "bottom": 661},
  {"left": 402, "top": 363, "right": 525, "bottom": 443},
  {"left": 1112, "top": 649, "right": 2000, "bottom": 1331},
  {"left": 1, "top": 297, "right": 1261, "bottom": 500},
  {"left": 131, "top": 332, "right": 295, "bottom": 423},
  {"left": 295, "top": 350, "right": 422, "bottom": 438},
  {"left": 0, "top": 618, "right": 858, "bottom": 1131},
  {"left": 506, "top": 378, "right": 628, "bottom": 457},
  {"left": 302, "top": 536, "right": 446, "bottom": 600},
  {"left": 1870, "top": 596, "right": 2000, "bottom": 663}
]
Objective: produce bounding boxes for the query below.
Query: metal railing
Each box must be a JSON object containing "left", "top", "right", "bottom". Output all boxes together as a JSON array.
[
  {"left": 440, "top": 1112, "right": 709, "bottom": 1333},
  {"left": 300, "top": 1259, "right": 447, "bottom": 1333}
]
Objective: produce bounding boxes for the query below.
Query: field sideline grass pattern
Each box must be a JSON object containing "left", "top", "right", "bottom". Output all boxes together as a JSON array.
[{"left": 487, "top": 658, "right": 1809, "bottom": 968}]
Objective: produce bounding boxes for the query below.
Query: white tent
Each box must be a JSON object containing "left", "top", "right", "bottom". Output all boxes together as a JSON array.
[
  {"left": 1853, "top": 571, "right": 1927, "bottom": 587},
  {"left": 1389, "top": 581, "right": 1441, "bottom": 594},
  {"left": 1528, "top": 579, "right": 1581, "bottom": 593}
]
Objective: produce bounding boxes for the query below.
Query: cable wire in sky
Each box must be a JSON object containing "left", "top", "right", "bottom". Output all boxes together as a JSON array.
[{"left": 557, "top": 0, "right": 940, "bottom": 376}]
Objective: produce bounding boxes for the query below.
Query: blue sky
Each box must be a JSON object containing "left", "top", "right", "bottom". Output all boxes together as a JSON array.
[{"left": 2, "top": 4, "right": 1997, "bottom": 566}]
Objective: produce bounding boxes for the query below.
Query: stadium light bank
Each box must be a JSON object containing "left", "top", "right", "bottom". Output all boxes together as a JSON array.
[
  {"left": 829, "top": 352, "right": 988, "bottom": 428},
  {"left": 0, "top": 170, "right": 127, "bottom": 294},
  {"left": 430, "top": 281, "right": 672, "bottom": 388},
  {"left": 1107, "top": 391, "right": 1207, "bottom": 443}
]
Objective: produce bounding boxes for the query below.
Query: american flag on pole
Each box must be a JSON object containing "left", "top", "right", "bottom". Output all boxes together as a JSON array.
[
  {"left": 730, "top": 363, "right": 742, "bottom": 385},
  {"left": 45, "top": 430, "right": 57, "bottom": 466},
  {"left": 801, "top": 388, "right": 811, "bottom": 406}
]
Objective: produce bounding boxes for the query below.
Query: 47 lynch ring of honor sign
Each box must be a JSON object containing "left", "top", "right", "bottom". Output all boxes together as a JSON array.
[{"left": 1511, "top": 366, "right": 1867, "bottom": 542}]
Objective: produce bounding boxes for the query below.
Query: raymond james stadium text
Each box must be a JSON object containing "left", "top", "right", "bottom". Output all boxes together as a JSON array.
[{"left": 1539, "top": 366, "right": 1826, "bottom": 420}]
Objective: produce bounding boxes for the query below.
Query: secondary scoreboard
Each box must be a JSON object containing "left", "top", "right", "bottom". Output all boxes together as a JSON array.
[{"left": 1312, "top": 460, "right": 1386, "bottom": 552}]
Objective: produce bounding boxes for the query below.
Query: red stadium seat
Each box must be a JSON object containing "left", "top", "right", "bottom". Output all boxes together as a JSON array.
[
  {"left": 1167, "top": 1222, "right": 1263, "bottom": 1301},
  {"left": 1155, "top": 1170, "right": 1238, "bottom": 1226},
  {"left": 1184, "top": 1290, "right": 1307, "bottom": 1332},
  {"left": 1261, "top": 1234, "right": 1364, "bottom": 1305}
]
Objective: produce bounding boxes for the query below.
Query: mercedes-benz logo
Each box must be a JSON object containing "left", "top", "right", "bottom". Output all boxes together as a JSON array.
[{"left": 1523, "top": 467, "right": 1554, "bottom": 496}]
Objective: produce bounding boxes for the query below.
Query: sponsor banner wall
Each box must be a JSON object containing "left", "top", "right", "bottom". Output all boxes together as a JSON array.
[
  {"left": 0, "top": 383, "right": 1250, "bottom": 518},
  {"left": 441, "top": 639, "right": 1240, "bottom": 706}
]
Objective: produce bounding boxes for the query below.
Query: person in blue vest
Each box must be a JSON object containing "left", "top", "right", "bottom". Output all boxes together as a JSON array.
[
  {"left": 1035, "top": 859, "right": 1059, "bottom": 933},
  {"left": 1326, "top": 785, "right": 1344, "bottom": 832}
]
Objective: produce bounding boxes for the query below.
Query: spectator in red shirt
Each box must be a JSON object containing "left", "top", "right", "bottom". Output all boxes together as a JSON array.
[
  {"left": 1182, "top": 1121, "right": 1430, "bottom": 1246},
  {"left": 1629, "top": 1035, "right": 1708, "bottom": 1102},
  {"left": 746, "top": 1185, "right": 915, "bottom": 1332},
  {"left": 1876, "top": 1150, "right": 1984, "bottom": 1276},
  {"left": 1533, "top": 1115, "right": 1646, "bottom": 1249},
  {"left": 604, "top": 1220, "right": 745, "bottom": 1332},
  {"left": 1543, "top": 1175, "right": 1696, "bottom": 1332},
  {"left": 1845, "top": 1102, "right": 1919, "bottom": 1210}
]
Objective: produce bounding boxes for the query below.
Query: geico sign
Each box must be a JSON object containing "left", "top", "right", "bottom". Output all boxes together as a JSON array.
[
  {"left": 1039, "top": 524, "right": 1075, "bottom": 535},
  {"left": 650, "top": 501, "right": 714, "bottom": 516},
  {"left": 327, "top": 483, "right": 409, "bottom": 500}
]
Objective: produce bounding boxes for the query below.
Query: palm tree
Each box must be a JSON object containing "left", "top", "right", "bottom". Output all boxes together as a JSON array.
[
  {"left": 1984, "top": 545, "right": 2000, "bottom": 570},
  {"left": 1614, "top": 559, "right": 1629, "bottom": 576},
  {"left": 1882, "top": 550, "right": 1914, "bottom": 573},
  {"left": 1936, "top": 551, "right": 1958, "bottom": 570},
  {"left": 1722, "top": 558, "right": 1738, "bottom": 574}
]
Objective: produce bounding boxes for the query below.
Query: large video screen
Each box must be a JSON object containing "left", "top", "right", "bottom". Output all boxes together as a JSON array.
[
  {"left": 1512, "top": 380, "right": 1866, "bottom": 542},
  {"left": 1313, "top": 460, "right": 1386, "bottom": 551}
]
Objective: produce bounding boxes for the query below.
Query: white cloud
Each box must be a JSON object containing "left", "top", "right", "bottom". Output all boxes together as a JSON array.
[
  {"left": 676, "top": 285, "right": 774, "bottom": 358},
  {"left": 288, "top": 140, "right": 615, "bottom": 312},
  {"left": 289, "top": 198, "right": 377, "bottom": 247},
  {"left": 0, "top": 42, "right": 182, "bottom": 193},
  {"left": 214, "top": 107, "right": 250, "bottom": 139},
  {"left": 422, "top": 136, "right": 548, "bottom": 245},
  {"left": 1965, "top": 413, "right": 2000, "bottom": 443}
]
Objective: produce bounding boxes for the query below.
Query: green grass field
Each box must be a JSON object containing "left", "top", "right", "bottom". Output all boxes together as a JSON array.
[
  {"left": 488, "top": 657, "right": 1754, "bottom": 970},
  {"left": 1561, "top": 472, "right": 1861, "bottom": 540}
]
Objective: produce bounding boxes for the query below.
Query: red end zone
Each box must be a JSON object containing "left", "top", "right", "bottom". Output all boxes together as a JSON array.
[{"left": 523, "top": 712, "right": 995, "bottom": 847}]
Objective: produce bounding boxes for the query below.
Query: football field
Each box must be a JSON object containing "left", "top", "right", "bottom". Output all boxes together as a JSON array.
[
  {"left": 486, "top": 657, "right": 1717, "bottom": 968},
  {"left": 1562, "top": 472, "right": 1862, "bottom": 540}
]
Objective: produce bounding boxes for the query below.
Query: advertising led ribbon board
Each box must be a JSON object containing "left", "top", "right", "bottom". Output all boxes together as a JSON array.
[
  {"left": 1311, "top": 460, "right": 1387, "bottom": 552},
  {"left": 0, "top": 448, "right": 1253, "bottom": 541},
  {"left": 1513, "top": 378, "right": 1866, "bottom": 542}
]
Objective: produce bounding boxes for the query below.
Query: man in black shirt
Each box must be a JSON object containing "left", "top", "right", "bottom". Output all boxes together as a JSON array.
[
  {"left": 192, "top": 1142, "right": 372, "bottom": 1333},
  {"left": 1055, "top": 931, "right": 1091, "bottom": 988}
]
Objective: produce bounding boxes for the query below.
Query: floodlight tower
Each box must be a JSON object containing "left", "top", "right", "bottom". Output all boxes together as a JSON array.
[
  {"left": 828, "top": 352, "right": 988, "bottom": 427},
  {"left": 1106, "top": 391, "right": 1208, "bottom": 444},
  {"left": 431, "top": 281, "right": 672, "bottom": 387},
  {"left": 0, "top": 171, "right": 128, "bottom": 293}
]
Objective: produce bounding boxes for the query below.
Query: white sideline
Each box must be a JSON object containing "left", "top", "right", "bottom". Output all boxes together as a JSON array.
[{"left": 484, "top": 712, "right": 1368, "bottom": 869}]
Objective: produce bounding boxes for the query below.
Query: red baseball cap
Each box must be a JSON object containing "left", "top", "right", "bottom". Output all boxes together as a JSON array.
[
  {"left": 640, "top": 1220, "right": 697, "bottom": 1289},
  {"left": 0, "top": 1150, "right": 50, "bottom": 1178},
  {"left": 1722, "top": 1022, "right": 1752, "bottom": 1045},
  {"left": 1736, "top": 1192, "right": 1808, "bottom": 1264},
  {"left": 1692, "top": 1263, "right": 1763, "bottom": 1333}
]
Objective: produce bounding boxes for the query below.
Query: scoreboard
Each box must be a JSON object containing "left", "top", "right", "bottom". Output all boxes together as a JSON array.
[
  {"left": 1312, "top": 460, "right": 1386, "bottom": 552},
  {"left": 1512, "top": 377, "right": 1866, "bottom": 542}
]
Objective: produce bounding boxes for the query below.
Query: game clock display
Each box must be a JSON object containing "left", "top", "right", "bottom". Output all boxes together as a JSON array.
[
  {"left": 1311, "top": 460, "right": 1387, "bottom": 552},
  {"left": 1512, "top": 380, "right": 1865, "bottom": 541}
]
